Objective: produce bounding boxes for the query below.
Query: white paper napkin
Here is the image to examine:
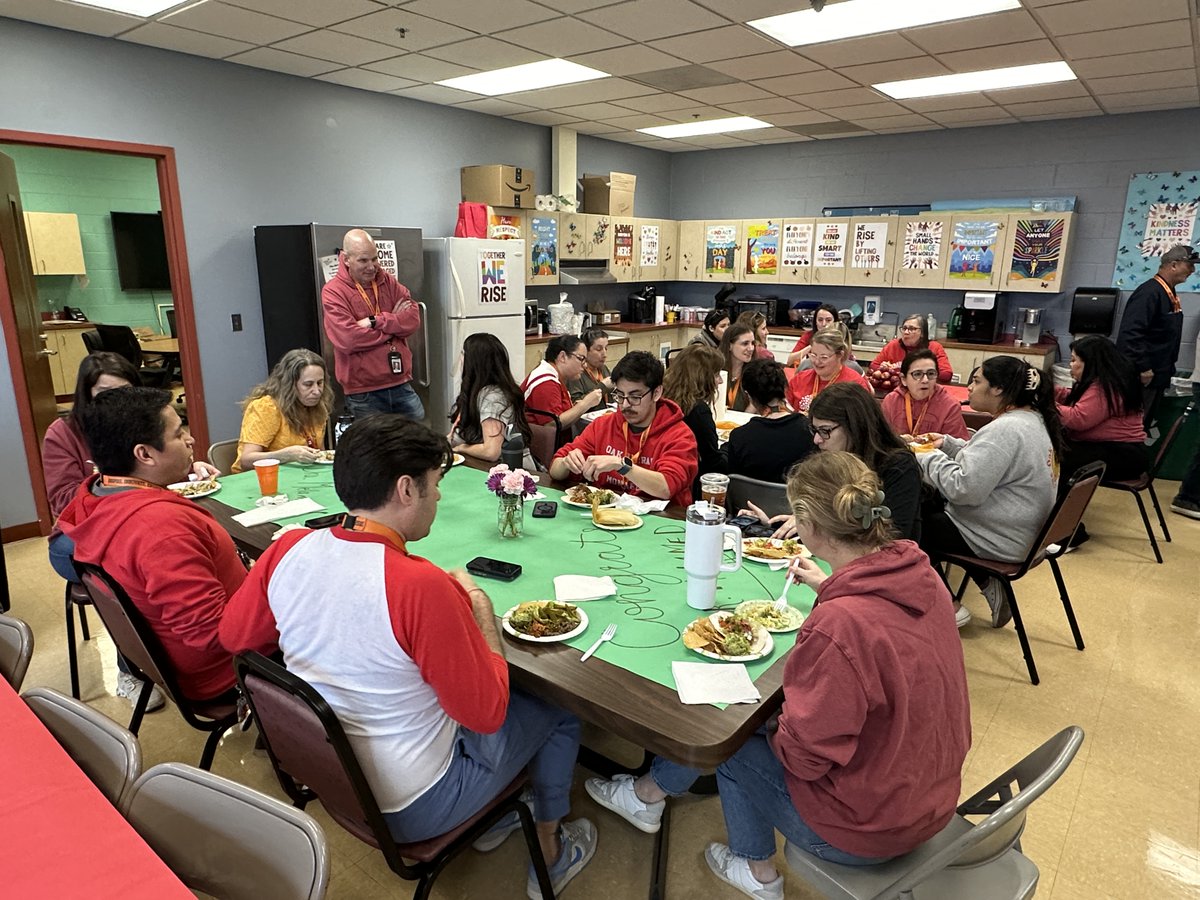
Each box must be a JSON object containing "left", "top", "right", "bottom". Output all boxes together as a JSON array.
[
  {"left": 671, "top": 661, "right": 762, "bottom": 706},
  {"left": 614, "top": 494, "right": 668, "bottom": 515},
  {"left": 553, "top": 575, "right": 617, "bottom": 603},
  {"left": 232, "top": 497, "right": 324, "bottom": 527}
]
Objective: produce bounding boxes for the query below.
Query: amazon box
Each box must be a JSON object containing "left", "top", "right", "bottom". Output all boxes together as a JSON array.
[
  {"left": 581, "top": 172, "right": 636, "bottom": 216},
  {"left": 461, "top": 165, "right": 535, "bottom": 209}
]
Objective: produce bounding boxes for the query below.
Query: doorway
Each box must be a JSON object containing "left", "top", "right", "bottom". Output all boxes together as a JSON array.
[{"left": 0, "top": 130, "right": 206, "bottom": 541}]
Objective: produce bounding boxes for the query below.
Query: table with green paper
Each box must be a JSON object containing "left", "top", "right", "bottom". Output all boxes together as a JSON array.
[{"left": 202, "top": 460, "right": 823, "bottom": 771}]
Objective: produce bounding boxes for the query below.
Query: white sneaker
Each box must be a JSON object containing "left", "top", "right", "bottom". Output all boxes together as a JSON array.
[
  {"left": 116, "top": 672, "right": 166, "bottom": 712},
  {"left": 584, "top": 774, "right": 665, "bottom": 834},
  {"left": 704, "top": 842, "right": 784, "bottom": 900},
  {"left": 525, "top": 818, "right": 597, "bottom": 900},
  {"left": 980, "top": 578, "right": 1012, "bottom": 628},
  {"left": 954, "top": 603, "right": 972, "bottom": 629}
]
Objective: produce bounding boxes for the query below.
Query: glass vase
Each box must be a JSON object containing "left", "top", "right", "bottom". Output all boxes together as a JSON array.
[{"left": 497, "top": 494, "right": 524, "bottom": 538}]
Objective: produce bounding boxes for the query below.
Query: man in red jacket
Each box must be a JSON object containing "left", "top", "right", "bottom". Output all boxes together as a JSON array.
[
  {"left": 550, "top": 351, "right": 697, "bottom": 508},
  {"left": 58, "top": 387, "right": 246, "bottom": 702},
  {"left": 322, "top": 228, "right": 424, "bottom": 420}
]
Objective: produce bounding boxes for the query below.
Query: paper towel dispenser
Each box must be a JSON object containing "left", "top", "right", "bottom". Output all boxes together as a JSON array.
[
  {"left": 560, "top": 258, "right": 616, "bottom": 284},
  {"left": 1069, "top": 287, "right": 1119, "bottom": 335}
]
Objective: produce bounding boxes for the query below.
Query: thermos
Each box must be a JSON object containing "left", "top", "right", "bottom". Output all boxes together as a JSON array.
[
  {"left": 683, "top": 501, "right": 744, "bottom": 610},
  {"left": 501, "top": 426, "right": 526, "bottom": 471},
  {"left": 333, "top": 414, "right": 354, "bottom": 447}
]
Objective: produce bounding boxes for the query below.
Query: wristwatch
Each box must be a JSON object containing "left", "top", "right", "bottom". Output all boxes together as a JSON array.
[
  {"left": 617, "top": 456, "right": 633, "bottom": 476},
  {"left": 368, "top": 315, "right": 377, "bottom": 329}
]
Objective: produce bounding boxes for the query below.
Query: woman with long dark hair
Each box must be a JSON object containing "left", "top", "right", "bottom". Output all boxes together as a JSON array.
[
  {"left": 719, "top": 322, "right": 757, "bottom": 412},
  {"left": 234, "top": 349, "right": 333, "bottom": 472},
  {"left": 869, "top": 314, "right": 952, "bottom": 383},
  {"left": 734, "top": 311, "right": 775, "bottom": 361},
  {"left": 917, "top": 356, "right": 1065, "bottom": 628},
  {"left": 726, "top": 359, "right": 816, "bottom": 483},
  {"left": 786, "top": 303, "right": 837, "bottom": 366},
  {"left": 662, "top": 343, "right": 726, "bottom": 497},
  {"left": 450, "top": 332, "right": 536, "bottom": 469},
  {"left": 690, "top": 308, "right": 730, "bottom": 349}
]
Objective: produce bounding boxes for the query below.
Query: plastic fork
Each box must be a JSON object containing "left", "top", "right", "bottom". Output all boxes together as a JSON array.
[
  {"left": 774, "top": 572, "right": 795, "bottom": 610},
  {"left": 580, "top": 623, "right": 617, "bottom": 662}
]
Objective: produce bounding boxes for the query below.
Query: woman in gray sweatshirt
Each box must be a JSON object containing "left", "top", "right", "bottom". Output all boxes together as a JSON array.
[{"left": 916, "top": 356, "right": 1066, "bottom": 630}]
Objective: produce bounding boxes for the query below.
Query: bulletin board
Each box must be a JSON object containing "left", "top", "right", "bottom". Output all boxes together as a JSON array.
[{"left": 1113, "top": 171, "right": 1200, "bottom": 290}]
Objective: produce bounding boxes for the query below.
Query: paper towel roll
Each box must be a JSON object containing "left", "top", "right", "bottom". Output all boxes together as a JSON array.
[
  {"left": 535, "top": 194, "right": 551, "bottom": 211},
  {"left": 654, "top": 295, "right": 665, "bottom": 324},
  {"left": 714, "top": 370, "right": 728, "bottom": 420}
]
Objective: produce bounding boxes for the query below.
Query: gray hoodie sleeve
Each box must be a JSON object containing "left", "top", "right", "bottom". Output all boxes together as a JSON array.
[{"left": 917, "top": 425, "right": 1015, "bottom": 507}]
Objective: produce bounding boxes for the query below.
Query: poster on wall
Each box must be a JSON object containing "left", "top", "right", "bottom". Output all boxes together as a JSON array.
[
  {"left": 901, "top": 221, "right": 943, "bottom": 270},
  {"left": 375, "top": 240, "right": 398, "bottom": 278},
  {"left": 613, "top": 223, "right": 634, "bottom": 266},
  {"left": 744, "top": 220, "right": 779, "bottom": 275},
  {"left": 529, "top": 216, "right": 557, "bottom": 277},
  {"left": 479, "top": 250, "right": 507, "bottom": 303},
  {"left": 814, "top": 221, "right": 847, "bottom": 268},
  {"left": 1113, "top": 171, "right": 1200, "bottom": 290},
  {"left": 1007, "top": 218, "right": 1065, "bottom": 284},
  {"left": 705, "top": 224, "right": 737, "bottom": 274},
  {"left": 640, "top": 224, "right": 659, "bottom": 267},
  {"left": 782, "top": 222, "right": 813, "bottom": 267},
  {"left": 488, "top": 212, "right": 522, "bottom": 240},
  {"left": 946, "top": 219, "right": 1000, "bottom": 282},
  {"left": 319, "top": 254, "right": 339, "bottom": 284},
  {"left": 851, "top": 221, "right": 888, "bottom": 268}
]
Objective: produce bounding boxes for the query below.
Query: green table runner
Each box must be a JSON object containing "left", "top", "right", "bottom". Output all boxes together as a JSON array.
[{"left": 215, "top": 464, "right": 824, "bottom": 694}]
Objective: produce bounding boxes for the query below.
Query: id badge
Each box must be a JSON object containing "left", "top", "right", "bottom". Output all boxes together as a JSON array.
[{"left": 389, "top": 351, "right": 403, "bottom": 374}]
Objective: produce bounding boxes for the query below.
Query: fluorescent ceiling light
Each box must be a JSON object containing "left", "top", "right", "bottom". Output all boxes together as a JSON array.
[
  {"left": 638, "top": 117, "right": 772, "bottom": 139},
  {"left": 749, "top": 0, "right": 1021, "bottom": 47},
  {"left": 438, "top": 59, "right": 609, "bottom": 96},
  {"left": 874, "top": 61, "right": 1077, "bottom": 99},
  {"left": 72, "top": 0, "right": 191, "bottom": 14}
]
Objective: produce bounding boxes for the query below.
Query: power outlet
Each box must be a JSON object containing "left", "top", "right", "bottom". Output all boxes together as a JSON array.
[{"left": 231, "top": 314, "right": 243, "bottom": 332}]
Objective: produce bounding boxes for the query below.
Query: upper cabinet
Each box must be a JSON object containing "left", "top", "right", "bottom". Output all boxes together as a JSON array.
[
  {"left": 701, "top": 221, "right": 741, "bottom": 282},
  {"left": 891, "top": 214, "right": 953, "bottom": 288},
  {"left": 634, "top": 218, "right": 673, "bottom": 282},
  {"left": 942, "top": 214, "right": 1007, "bottom": 291},
  {"left": 999, "top": 212, "right": 1074, "bottom": 293},
  {"left": 677, "top": 220, "right": 705, "bottom": 281},
  {"left": 777, "top": 218, "right": 814, "bottom": 285},
  {"left": 524, "top": 212, "right": 559, "bottom": 286},
  {"left": 610, "top": 217, "right": 637, "bottom": 282},
  {"left": 740, "top": 218, "right": 781, "bottom": 284},
  {"left": 24, "top": 211, "right": 86, "bottom": 275},
  {"left": 846, "top": 216, "right": 897, "bottom": 287},
  {"left": 559, "top": 212, "right": 589, "bottom": 260},
  {"left": 810, "top": 218, "right": 850, "bottom": 286}
]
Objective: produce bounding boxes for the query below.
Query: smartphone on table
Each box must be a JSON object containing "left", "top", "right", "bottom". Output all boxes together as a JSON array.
[{"left": 466, "top": 557, "right": 522, "bottom": 581}]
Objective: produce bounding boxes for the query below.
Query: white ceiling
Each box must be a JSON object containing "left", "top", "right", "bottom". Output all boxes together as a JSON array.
[{"left": 2, "top": 0, "right": 1198, "bottom": 151}]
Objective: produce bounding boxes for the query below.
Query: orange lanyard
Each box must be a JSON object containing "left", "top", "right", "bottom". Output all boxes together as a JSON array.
[
  {"left": 1154, "top": 275, "right": 1182, "bottom": 314},
  {"left": 340, "top": 515, "right": 406, "bottom": 551},
  {"left": 99, "top": 475, "right": 162, "bottom": 491},
  {"left": 809, "top": 366, "right": 842, "bottom": 399},
  {"left": 726, "top": 376, "right": 740, "bottom": 408},
  {"left": 622, "top": 419, "right": 649, "bottom": 463},
  {"left": 354, "top": 281, "right": 381, "bottom": 316},
  {"left": 300, "top": 425, "right": 321, "bottom": 449},
  {"left": 904, "top": 393, "right": 928, "bottom": 435}
]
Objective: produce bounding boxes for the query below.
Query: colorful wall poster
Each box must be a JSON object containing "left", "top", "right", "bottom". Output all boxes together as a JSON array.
[
  {"left": 529, "top": 216, "right": 557, "bottom": 277},
  {"left": 479, "top": 249, "right": 507, "bottom": 303},
  {"left": 1007, "top": 218, "right": 1065, "bottom": 283},
  {"left": 705, "top": 224, "right": 737, "bottom": 274},
  {"left": 946, "top": 219, "right": 1000, "bottom": 281},
  {"left": 901, "top": 221, "right": 943, "bottom": 270},
  {"left": 1113, "top": 171, "right": 1200, "bottom": 289},
  {"left": 744, "top": 220, "right": 779, "bottom": 275},
  {"left": 488, "top": 212, "right": 522, "bottom": 240},
  {"left": 814, "top": 221, "right": 847, "bottom": 268},
  {"left": 613, "top": 222, "right": 634, "bottom": 265},
  {"left": 781, "top": 222, "right": 813, "bottom": 267},
  {"left": 851, "top": 221, "right": 888, "bottom": 269},
  {"left": 639, "top": 224, "right": 659, "bottom": 267}
]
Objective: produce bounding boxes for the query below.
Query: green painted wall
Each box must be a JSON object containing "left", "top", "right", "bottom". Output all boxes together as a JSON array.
[{"left": 0, "top": 143, "right": 172, "bottom": 331}]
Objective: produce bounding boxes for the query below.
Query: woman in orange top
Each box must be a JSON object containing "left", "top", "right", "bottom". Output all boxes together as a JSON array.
[
  {"left": 719, "top": 323, "right": 757, "bottom": 412},
  {"left": 786, "top": 329, "right": 871, "bottom": 414},
  {"left": 234, "top": 349, "right": 333, "bottom": 472},
  {"left": 735, "top": 311, "right": 776, "bottom": 361}
]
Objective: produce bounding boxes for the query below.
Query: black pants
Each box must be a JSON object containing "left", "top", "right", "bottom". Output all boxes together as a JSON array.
[
  {"left": 1142, "top": 384, "right": 1165, "bottom": 430},
  {"left": 1060, "top": 440, "right": 1147, "bottom": 495}
]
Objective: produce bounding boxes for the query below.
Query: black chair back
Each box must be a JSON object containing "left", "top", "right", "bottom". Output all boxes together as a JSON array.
[
  {"left": 1149, "top": 400, "right": 1195, "bottom": 478},
  {"left": 81, "top": 329, "right": 102, "bottom": 354},
  {"left": 1024, "top": 461, "right": 1105, "bottom": 570},
  {"left": 94, "top": 323, "right": 145, "bottom": 368}
]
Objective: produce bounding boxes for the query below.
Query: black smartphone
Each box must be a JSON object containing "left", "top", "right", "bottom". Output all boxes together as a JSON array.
[
  {"left": 466, "top": 557, "right": 522, "bottom": 581},
  {"left": 304, "top": 513, "right": 342, "bottom": 529},
  {"left": 727, "top": 514, "right": 760, "bottom": 531},
  {"left": 532, "top": 501, "right": 558, "bottom": 518}
]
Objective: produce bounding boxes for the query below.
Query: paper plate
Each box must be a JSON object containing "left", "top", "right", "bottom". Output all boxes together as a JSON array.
[
  {"left": 742, "top": 538, "right": 812, "bottom": 564},
  {"left": 592, "top": 515, "right": 643, "bottom": 531},
  {"left": 501, "top": 604, "right": 588, "bottom": 643},
  {"left": 562, "top": 486, "right": 618, "bottom": 509},
  {"left": 735, "top": 601, "right": 805, "bottom": 634},
  {"left": 315, "top": 451, "right": 335, "bottom": 464},
  {"left": 168, "top": 481, "right": 221, "bottom": 500},
  {"left": 685, "top": 613, "right": 774, "bottom": 662},
  {"left": 452, "top": 453, "right": 466, "bottom": 466}
]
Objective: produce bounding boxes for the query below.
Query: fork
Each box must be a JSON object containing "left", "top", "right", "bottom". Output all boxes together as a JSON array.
[
  {"left": 774, "top": 572, "right": 795, "bottom": 610},
  {"left": 580, "top": 623, "right": 617, "bottom": 662}
]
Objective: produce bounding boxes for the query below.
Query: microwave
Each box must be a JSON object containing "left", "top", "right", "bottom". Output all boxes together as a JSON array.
[{"left": 734, "top": 297, "right": 790, "bottom": 327}]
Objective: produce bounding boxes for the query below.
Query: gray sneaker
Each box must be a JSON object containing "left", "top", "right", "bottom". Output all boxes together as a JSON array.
[
  {"left": 704, "top": 842, "right": 784, "bottom": 900},
  {"left": 584, "top": 774, "right": 665, "bottom": 833},
  {"left": 980, "top": 578, "right": 1012, "bottom": 629},
  {"left": 1170, "top": 496, "right": 1200, "bottom": 520},
  {"left": 525, "top": 818, "right": 597, "bottom": 900},
  {"left": 116, "top": 672, "right": 165, "bottom": 712}
]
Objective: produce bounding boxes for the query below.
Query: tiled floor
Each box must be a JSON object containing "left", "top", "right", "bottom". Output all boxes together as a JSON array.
[{"left": 5, "top": 481, "right": 1200, "bottom": 899}]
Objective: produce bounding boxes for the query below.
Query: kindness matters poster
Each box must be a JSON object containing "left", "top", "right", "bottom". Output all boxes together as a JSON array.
[{"left": 1113, "top": 171, "right": 1200, "bottom": 290}]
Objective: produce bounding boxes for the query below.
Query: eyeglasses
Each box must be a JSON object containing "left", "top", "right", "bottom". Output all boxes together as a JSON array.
[
  {"left": 900, "top": 325, "right": 922, "bottom": 333},
  {"left": 907, "top": 370, "right": 938, "bottom": 380},
  {"left": 571, "top": 354, "right": 587, "bottom": 363},
  {"left": 611, "top": 390, "right": 649, "bottom": 406},
  {"left": 809, "top": 354, "right": 837, "bottom": 365},
  {"left": 813, "top": 424, "right": 840, "bottom": 439}
]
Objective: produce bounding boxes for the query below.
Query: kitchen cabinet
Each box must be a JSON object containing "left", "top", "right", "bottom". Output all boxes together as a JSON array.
[
  {"left": 846, "top": 216, "right": 897, "bottom": 287},
  {"left": 700, "top": 221, "right": 741, "bottom": 282},
  {"left": 999, "top": 212, "right": 1074, "bottom": 293},
  {"left": 559, "top": 213, "right": 589, "bottom": 260},
  {"left": 940, "top": 342, "right": 1056, "bottom": 383},
  {"left": 524, "top": 212, "right": 559, "bottom": 286},
  {"left": 633, "top": 218, "right": 671, "bottom": 281},
  {"left": 892, "top": 214, "right": 953, "bottom": 288},
  {"left": 777, "top": 218, "right": 814, "bottom": 285},
  {"left": 23, "top": 211, "right": 86, "bottom": 275},
  {"left": 43, "top": 323, "right": 93, "bottom": 395},
  {"left": 942, "top": 214, "right": 1007, "bottom": 291},
  {"left": 810, "top": 218, "right": 850, "bottom": 286},
  {"left": 609, "top": 217, "right": 636, "bottom": 282},
  {"left": 583, "top": 214, "right": 613, "bottom": 261},
  {"left": 676, "top": 220, "right": 704, "bottom": 281},
  {"left": 740, "top": 218, "right": 781, "bottom": 284}
]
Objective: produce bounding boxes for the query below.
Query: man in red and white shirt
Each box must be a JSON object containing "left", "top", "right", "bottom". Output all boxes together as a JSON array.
[
  {"left": 220, "top": 416, "right": 595, "bottom": 899},
  {"left": 521, "top": 334, "right": 602, "bottom": 428}
]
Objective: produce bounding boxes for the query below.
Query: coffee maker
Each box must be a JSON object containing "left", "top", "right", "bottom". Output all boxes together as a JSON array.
[
  {"left": 627, "top": 285, "right": 656, "bottom": 323},
  {"left": 957, "top": 291, "right": 1008, "bottom": 344}
]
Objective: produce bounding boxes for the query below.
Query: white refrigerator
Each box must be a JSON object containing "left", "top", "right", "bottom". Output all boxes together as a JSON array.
[{"left": 416, "top": 237, "right": 527, "bottom": 433}]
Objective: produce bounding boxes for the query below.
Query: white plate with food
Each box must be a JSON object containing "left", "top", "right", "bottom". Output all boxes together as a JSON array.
[
  {"left": 315, "top": 450, "right": 336, "bottom": 464},
  {"left": 735, "top": 600, "right": 805, "bottom": 633},
  {"left": 592, "top": 515, "right": 643, "bottom": 532},
  {"left": 452, "top": 453, "right": 466, "bottom": 466},
  {"left": 742, "top": 537, "right": 812, "bottom": 563},
  {"left": 562, "top": 484, "right": 618, "bottom": 509},
  {"left": 168, "top": 480, "right": 221, "bottom": 499},
  {"left": 682, "top": 612, "right": 773, "bottom": 662},
  {"left": 502, "top": 601, "right": 588, "bottom": 643}
]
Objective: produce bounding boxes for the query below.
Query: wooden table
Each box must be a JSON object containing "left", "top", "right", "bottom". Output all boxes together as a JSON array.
[
  {"left": 138, "top": 335, "right": 179, "bottom": 354},
  {"left": 0, "top": 679, "right": 193, "bottom": 899}
]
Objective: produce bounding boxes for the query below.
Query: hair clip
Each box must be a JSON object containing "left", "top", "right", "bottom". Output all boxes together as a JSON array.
[
  {"left": 851, "top": 490, "right": 891, "bottom": 529},
  {"left": 1025, "top": 367, "right": 1042, "bottom": 391}
]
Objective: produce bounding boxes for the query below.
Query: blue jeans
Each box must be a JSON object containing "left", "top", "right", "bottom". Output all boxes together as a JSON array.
[
  {"left": 345, "top": 382, "right": 424, "bottom": 420},
  {"left": 49, "top": 532, "right": 131, "bottom": 676},
  {"left": 384, "top": 691, "right": 580, "bottom": 843},
  {"left": 650, "top": 731, "right": 887, "bottom": 866}
]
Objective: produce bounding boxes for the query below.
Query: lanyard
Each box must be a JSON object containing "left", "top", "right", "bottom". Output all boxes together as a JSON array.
[
  {"left": 622, "top": 418, "right": 649, "bottom": 463},
  {"left": 809, "top": 366, "right": 842, "bottom": 399},
  {"left": 726, "top": 376, "right": 740, "bottom": 408},
  {"left": 340, "top": 515, "right": 406, "bottom": 552},
  {"left": 1154, "top": 275, "right": 1182, "bottom": 314},
  {"left": 904, "top": 393, "right": 928, "bottom": 435},
  {"left": 99, "top": 475, "right": 162, "bottom": 491},
  {"left": 354, "top": 281, "right": 381, "bottom": 316},
  {"left": 299, "top": 424, "right": 321, "bottom": 448}
]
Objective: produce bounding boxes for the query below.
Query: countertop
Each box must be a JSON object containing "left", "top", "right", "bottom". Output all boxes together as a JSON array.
[{"left": 524, "top": 331, "right": 632, "bottom": 345}]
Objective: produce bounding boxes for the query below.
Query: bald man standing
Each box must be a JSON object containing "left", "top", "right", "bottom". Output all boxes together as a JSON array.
[{"left": 321, "top": 229, "right": 424, "bottom": 420}]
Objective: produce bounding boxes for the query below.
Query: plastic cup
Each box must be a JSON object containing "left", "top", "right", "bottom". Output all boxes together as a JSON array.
[
  {"left": 699, "top": 473, "right": 729, "bottom": 509},
  {"left": 253, "top": 458, "right": 280, "bottom": 496}
]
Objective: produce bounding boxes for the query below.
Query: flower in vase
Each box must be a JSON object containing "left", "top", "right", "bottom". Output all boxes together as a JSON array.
[{"left": 485, "top": 463, "right": 537, "bottom": 499}]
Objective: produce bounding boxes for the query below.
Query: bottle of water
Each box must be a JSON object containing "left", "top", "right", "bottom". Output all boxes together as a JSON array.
[
  {"left": 333, "top": 414, "right": 354, "bottom": 448},
  {"left": 926, "top": 313, "right": 937, "bottom": 339},
  {"left": 501, "top": 426, "right": 525, "bottom": 471}
]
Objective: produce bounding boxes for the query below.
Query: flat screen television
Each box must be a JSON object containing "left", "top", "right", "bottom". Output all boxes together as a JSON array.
[{"left": 111, "top": 211, "right": 171, "bottom": 291}]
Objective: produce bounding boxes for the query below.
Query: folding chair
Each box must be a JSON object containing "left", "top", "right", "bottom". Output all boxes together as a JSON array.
[
  {"left": 0, "top": 613, "right": 34, "bottom": 690},
  {"left": 728, "top": 473, "right": 791, "bottom": 518},
  {"left": 527, "top": 406, "right": 568, "bottom": 471},
  {"left": 234, "top": 651, "right": 555, "bottom": 900},
  {"left": 207, "top": 439, "right": 240, "bottom": 476},
  {"left": 65, "top": 579, "right": 93, "bottom": 699}
]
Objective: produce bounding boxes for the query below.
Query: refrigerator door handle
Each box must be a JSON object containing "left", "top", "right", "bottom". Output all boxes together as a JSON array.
[
  {"left": 449, "top": 255, "right": 466, "bottom": 320},
  {"left": 413, "top": 301, "right": 431, "bottom": 388}
]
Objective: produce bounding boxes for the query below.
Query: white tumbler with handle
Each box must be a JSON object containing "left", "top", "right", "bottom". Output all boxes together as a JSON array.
[{"left": 684, "top": 501, "right": 743, "bottom": 610}]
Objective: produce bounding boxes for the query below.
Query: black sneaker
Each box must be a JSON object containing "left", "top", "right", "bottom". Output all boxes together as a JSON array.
[{"left": 1170, "top": 496, "right": 1200, "bottom": 520}]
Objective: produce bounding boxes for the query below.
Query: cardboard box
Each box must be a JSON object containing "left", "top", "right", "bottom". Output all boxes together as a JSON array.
[
  {"left": 461, "top": 165, "right": 535, "bottom": 209},
  {"left": 581, "top": 172, "right": 636, "bottom": 216}
]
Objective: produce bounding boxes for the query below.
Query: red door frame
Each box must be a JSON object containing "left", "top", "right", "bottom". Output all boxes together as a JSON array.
[{"left": 0, "top": 129, "right": 207, "bottom": 538}]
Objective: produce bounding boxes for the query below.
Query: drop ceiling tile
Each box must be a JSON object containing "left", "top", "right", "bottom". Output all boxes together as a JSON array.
[
  {"left": 331, "top": 9, "right": 476, "bottom": 51},
  {"left": 509, "top": 110, "right": 586, "bottom": 126},
  {"left": 1072, "top": 47, "right": 1194, "bottom": 79},
  {"left": 800, "top": 33, "right": 928, "bottom": 68},
  {"left": 926, "top": 106, "right": 1015, "bottom": 124},
  {"left": 691, "top": 0, "right": 800, "bottom": 19},
  {"left": 755, "top": 69, "right": 858, "bottom": 96},
  {"left": 503, "top": 77, "right": 656, "bottom": 106},
  {"left": 762, "top": 110, "right": 840, "bottom": 126},
  {"left": 794, "top": 87, "right": 888, "bottom": 109},
  {"left": 983, "top": 80, "right": 1087, "bottom": 103},
  {"left": 389, "top": 83, "right": 480, "bottom": 104},
  {"left": 223, "top": 0, "right": 380, "bottom": 28},
  {"left": 556, "top": 101, "right": 646, "bottom": 120},
  {"left": 226, "top": 46, "right": 343, "bottom": 77},
  {"left": 544, "top": 0, "right": 631, "bottom": 12},
  {"left": 937, "top": 39, "right": 1063, "bottom": 72},
  {"left": 1100, "top": 88, "right": 1198, "bottom": 109},
  {"left": 706, "top": 50, "right": 823, "bottom": 80},
  {"left": 567, "top": 44, "right": 686, "bottom": 76},
  {"left": 1015, "top": 109, "right": 1102, "bottom": 122},
  {"left": 720, "top": 96, "right": 809, "bottom": 116},
  {"left": 839, "top": 56, "right": 950, "bottom": 86},
  {"left": 454, "top": 98, "right": 537, "bottom": 116},
  {"left": 494, "top": 18, "right": 626, "bottom": 56},
  {"left": 679, "top": 83, "right": 774, "bottom": 104},
  {"left": 364, "top": 54, "right": 476, "bottom": 81},
  {"left": 403, "top": 0, "right": 551, "bottom": 30},
  {"left": 674, "top": 134, "right": 759, "bottom": 148},
  {"left": 422, "top": 36, "right": 543, "bottom": 69},
  {"left": 851, "top": 113, "right": 939, "bottom": 130},
  {"left": 838, "top": 101, "right": 916, "bottom": 120},
  {"left": 570, "top": 120, "right": 625, "bottom": 134},
  {"left": 1056, "top": 21, "right": 1189, "bottom": 58},
  {"left": 602, "top": 113, "right": 675, "bottom": 130},
  {"left": 660, "top": 105, "right": 739, "bottom": 122},
  {"left": 812, "top": 130, "right": 874, "bottom": 140},
  {"left": 1034, "top": 0, "right": 1188, "bottom": 35},
  {"left": 626, "top": 64, "right": 737, "bottom": 91},
  {"left": 1088, "top": 69, "right": 1197, "bottom": 95},
  {"left": 317, "top": 69, "right": 419, "bottom": 93},
  {"left": 273, "top": 30, "right": 400, "bottom": 65},
  {"left": 746, "top": 129, "right": 816, "bottom": 144},
  {"left": 0, "top": 0, "right": 137, "bottom": 37},
  {"left": 1001, "top": 96, "right": 1102, "bottom": 117},
  {"left": 903, "top": 9, "right": 1045, "bottom": 55},
  {"left": 162, "top": 1, "right": 310, "bottom": 44},
  {"left": 120, "top": 23, "right": 254, "bottom": 59},
  {"left": 613, "top": 92, "right": 701, "bottom": 112},
  {"left": 648, "top": 24, "right": 781, "bottom": 63},
  {"left": 580, "top": 0, "right": 727, "bottom": 40},
  {"left": 872, "top": 123, "right": 945, "bottom": 133},
  {"left": 902, "top": 93, "right": 999, "bottom": 112}
]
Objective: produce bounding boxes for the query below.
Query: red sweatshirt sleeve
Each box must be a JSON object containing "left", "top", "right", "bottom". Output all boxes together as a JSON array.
[
  {"left": 554, "top": 415, "right": 602, "bottom": 462},
  {"left": 219, "top": 530, "right": 309, "bottom": 655},
  {"left": 928, "top": 341, "right": 953, "bottom": 383},
  {"left": 42, "top": 420, "right": 91, "bottom": 519},
  {"left": 321, "top": 282, "right": 391, "bottom": 354},
  {"left": 385, "top": 560, "right": 509, "bottom": 734},
  {"left": 374, "top": 281, "right": 421, "bottom": 338},
  {"left": 646, "top": 422, "right": 698, "bottom": 506},
  {"left": 1056, "top": 383, "right": 1108, "bottom": 433},
  {"left": 869, "top": 341, "right": 903, "bottom": 372},
  {"left": 792, "top": 331, "right": 812, "bottom": 353}
]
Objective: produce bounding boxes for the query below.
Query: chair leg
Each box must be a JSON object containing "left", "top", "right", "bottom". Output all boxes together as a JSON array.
[
  {"left": 127, "top": 678, "right": 153, "bottom": 734},
  {"left": 78, "top": 604, "right": 90, "bottom": 640},
  {"left": 1049, "top": 558, "right": 1085, "bottom": 651},
  {"left": 65, "top": 585, "right": 81, "bottom": 700},
  {"left": 519, "top": 800, "right": 557, "bottom": 900},
  {"left": 1004, "top": 581, "right": 1039, "bottom": 686},
  {"left": 1132, "top": 492, "right": 1163, "bottom": 563},
  {"left": 954, "top": 572, "right": 970, "bottom": 604},
  {"left": 1147, "top": 484, "right": 1171, "bottom": 543},
  {"left": 197, "top": 724, "right": 231, "bottom": 771}
]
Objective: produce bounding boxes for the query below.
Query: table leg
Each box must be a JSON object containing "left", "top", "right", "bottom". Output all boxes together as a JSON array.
[{"left": 650, "top": 799, "right": 671, "bottom": 900}]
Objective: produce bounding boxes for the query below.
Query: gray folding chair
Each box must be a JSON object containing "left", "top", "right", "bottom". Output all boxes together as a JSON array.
[
  {"left": 0, "top": 613, "right": 34, "bottom": 690},
  {"left": 784, "top": 725, "right": 1084, "bottom": 900},
  {"left": 124, "top": 762, "right": 329, "bottom": 900},
  {"left": 728, "top": 473, "right": 791, "bottom": 518},
  {"left": 22, "top": 686, "right": 141, "bottom": 808},
  {"left": 207, "top": 439, "right": 240, "bottom": 476}
]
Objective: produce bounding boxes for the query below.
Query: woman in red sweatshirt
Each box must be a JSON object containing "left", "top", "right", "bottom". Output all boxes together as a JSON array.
[
  {"left": 870, "top": 314, "right": 953, "bottom": 383},
  {"left": 881, "top": 349, "right": 969, "bottom": 440}
]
